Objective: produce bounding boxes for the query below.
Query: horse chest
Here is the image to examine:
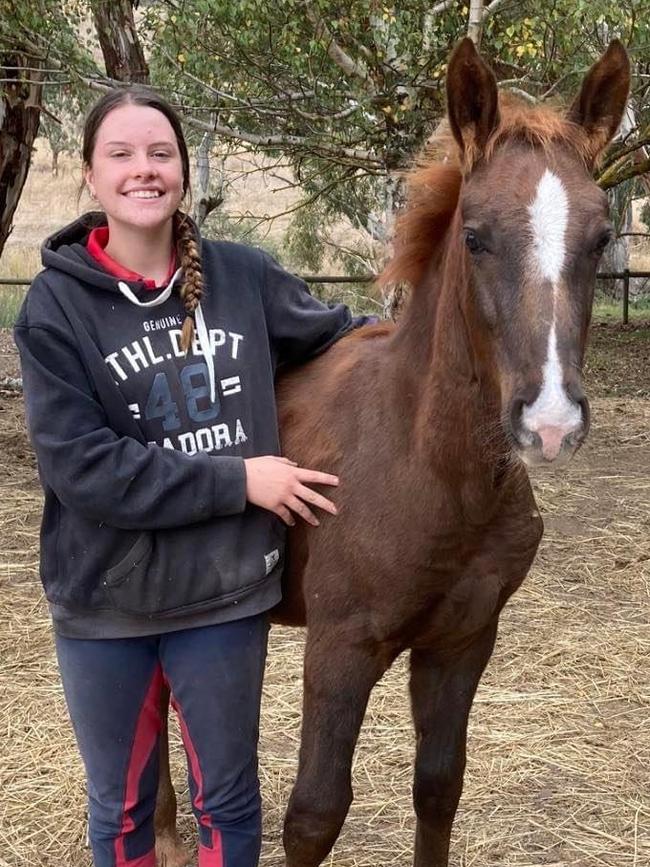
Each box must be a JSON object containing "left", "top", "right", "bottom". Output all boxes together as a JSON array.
[
  {"left": 411, "top": 566, "right": 509, "bottom": 650},
  {"left": 370, "top": 505, "right": 543, "bottom": 651}
]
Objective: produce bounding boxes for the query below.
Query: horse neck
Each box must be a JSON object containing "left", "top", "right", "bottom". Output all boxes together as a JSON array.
[{"left": 388, "top": 214, "right": 505, "bottom": 476}]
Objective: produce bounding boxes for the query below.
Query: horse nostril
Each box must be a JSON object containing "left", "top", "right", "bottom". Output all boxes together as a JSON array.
[{"left": 578, "top": 396, "right": 590, "bottom": 434}]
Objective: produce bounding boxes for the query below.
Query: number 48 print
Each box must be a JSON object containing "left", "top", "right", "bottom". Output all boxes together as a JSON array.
[{"left": 140, "top": 363, "right": 221, "bottom": 431}]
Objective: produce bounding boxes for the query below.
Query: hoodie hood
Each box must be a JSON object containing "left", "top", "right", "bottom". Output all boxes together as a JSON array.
[
  {"left": 42, "top": 212, "right": 124, "bottom": 293},
  {"left": 42, "top": 211, "right": 202, "bottom": 296},
  {"left": 41, "top": 212, "right": 217, "bottom": 401}
]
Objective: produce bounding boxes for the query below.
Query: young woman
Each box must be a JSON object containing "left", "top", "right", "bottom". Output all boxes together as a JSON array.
[{"left": 15, "top": 87, "right": 372, "bottom": 867}]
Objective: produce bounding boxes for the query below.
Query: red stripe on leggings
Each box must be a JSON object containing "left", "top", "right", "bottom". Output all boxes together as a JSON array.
[
  {"left": 115, "top": 853, "right": 156, "bottom": 867},
  {"left": 114, "top": 665, "right": 163, "bottom": 867},
  {"left": 171, "top": 694, "right": 205, "bottom": 811},
  {"left": 171, "top": 696, "right": 223, "bottom": 867},
  {"left": 198, "top": 829, "right": 224, "bottom": 867}
]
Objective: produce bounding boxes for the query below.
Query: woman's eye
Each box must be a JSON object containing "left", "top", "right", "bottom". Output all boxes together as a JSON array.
[
  {"left": 153, "top": 151, "right": 171, "bottom": 159},
  {"left": 464, "top": 230, "right": 487, "bottom": 255}
]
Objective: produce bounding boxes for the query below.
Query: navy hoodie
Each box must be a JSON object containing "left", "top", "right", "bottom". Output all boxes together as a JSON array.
[{"left": 15, "top": 214, "right": 366, "bottom": 638}]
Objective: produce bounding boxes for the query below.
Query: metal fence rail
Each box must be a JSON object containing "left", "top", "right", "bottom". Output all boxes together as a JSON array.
[
  {"left": 594, "top": 270, "right": 650, "bottom": 324},
  {"left": 2, "top": 270, "right": 650, "bottom": 324}
]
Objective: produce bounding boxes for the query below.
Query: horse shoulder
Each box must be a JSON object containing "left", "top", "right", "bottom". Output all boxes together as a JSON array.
[{"left": 276, "top": 324, "right": 393, "bottom": 463}]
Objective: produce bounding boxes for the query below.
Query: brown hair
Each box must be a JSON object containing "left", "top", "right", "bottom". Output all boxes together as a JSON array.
[{"left": 82, "top": 86, "right": 203, "bottom": 350}]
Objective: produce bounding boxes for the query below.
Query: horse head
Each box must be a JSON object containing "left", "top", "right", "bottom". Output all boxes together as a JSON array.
[{"left": 445, "top": 38, "right": 629, "bottom": 465}]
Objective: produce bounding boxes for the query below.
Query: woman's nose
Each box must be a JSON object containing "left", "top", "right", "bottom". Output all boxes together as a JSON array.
[{"left": 132, "top": 155, "right": 157, "bottom": 178}]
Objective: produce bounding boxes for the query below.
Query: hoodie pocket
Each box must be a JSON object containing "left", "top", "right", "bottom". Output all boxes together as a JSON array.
[
  {"left": 101, "top": 511, "right": 285, "bottom": 617},
  {"left": 102, "top": 533, "right": 161, "bottom": 614}
]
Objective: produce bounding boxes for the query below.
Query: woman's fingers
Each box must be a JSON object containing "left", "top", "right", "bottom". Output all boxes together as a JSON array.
[
  {"left": 294, "top": 468, "right": 340, "bottom": 487},
  {"left": 246, "top": 457, "right": 340, "bottom": 526},
  {"left": 276, "top": 506, "right": 295, "bottom": 526},
  {"left": 286, "top": 496, "right": 319, "bottom": 527},
  {"left": 295, "top": 484, "right": 338, "bottom": 516}
]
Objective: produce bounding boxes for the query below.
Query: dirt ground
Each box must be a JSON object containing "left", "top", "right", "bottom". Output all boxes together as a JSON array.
[
  {"left": 0, "top": 326, "right": 648, "bottom": 866},
  {"left": 0, "top": 329, "right": 21, "bottom": 381}
]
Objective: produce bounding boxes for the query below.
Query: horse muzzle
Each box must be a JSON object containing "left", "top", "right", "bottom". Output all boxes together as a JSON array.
[{"left": 508, "top": 394, "right": 590, "bottom": 466}]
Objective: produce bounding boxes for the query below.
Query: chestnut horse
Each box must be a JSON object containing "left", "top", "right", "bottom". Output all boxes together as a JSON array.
[{"left": 155, "top": 38, "right": 629, "bottom": 867}]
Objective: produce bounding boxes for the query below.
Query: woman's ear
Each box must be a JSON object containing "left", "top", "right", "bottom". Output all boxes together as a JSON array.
[{"left": 84, "top": 165, "right": 96, "bottom": 198}]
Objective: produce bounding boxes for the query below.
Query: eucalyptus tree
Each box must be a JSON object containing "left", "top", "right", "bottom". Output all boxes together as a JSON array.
[
  {"left": 1, "top": 0, "right": 648, "bottom": 272},
  {"left": 141, "top": 0, "right": 649, "bottom": 271},
  {"left": 0, "top": 0, "right": 95, "bottom": 255}
]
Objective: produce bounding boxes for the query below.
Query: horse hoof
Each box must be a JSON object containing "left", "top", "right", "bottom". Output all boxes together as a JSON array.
[{"left": 155, "top": 832, "right": 193, "bottom": 867}]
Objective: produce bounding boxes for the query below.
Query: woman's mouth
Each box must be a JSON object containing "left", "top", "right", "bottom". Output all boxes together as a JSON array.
[{"left": 123, "top": 190, "right": 164, "bottom": 199}]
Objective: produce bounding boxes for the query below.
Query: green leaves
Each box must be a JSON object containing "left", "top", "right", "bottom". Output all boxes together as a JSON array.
[{"left": 1, "top": 0, "right": 648, "bottom": 271}]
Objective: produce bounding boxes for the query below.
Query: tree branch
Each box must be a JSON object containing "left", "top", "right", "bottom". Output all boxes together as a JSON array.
[
  {"left": 430, "top": 0, "right": 457, "bottom": 14},
  {"left": 483, "top": 0, "right": 509, "bottom": 22},
  {"left": 468, "top": 0, "right": 512, "bottom": 44},
  {"left": 10, "top": 40, "right": 383, "bottom": 171},
  {"left": 501, "top": 86, "right": 537, "bottom": 104},
  {"left": 232, "top": 169, "right": 357, "bottom": 224},
  {"left": 599, "top": 128, "right": 650, "bottom": 172},
  {"left": 89, "top": 0, "right": 148, "bottom": 83},
  {"left": 467, "top": 0, "right": 485, "bottom": 44},
  {"left": 304, "top": 2, "right": 375, "bottom": 93},
  {"left": 182, "top": 113, "right": 381, "bottom": 166},
  {"left": 598, "top": 155, "right": 650, "bottom": 190},
  {"left": 292, "top": 103, "right": 361, "bottom": 122}
]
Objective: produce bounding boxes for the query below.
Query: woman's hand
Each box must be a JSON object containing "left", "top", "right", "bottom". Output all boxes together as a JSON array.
[{"left": 244, "top": 456, "right": 339, "bottom": 527}]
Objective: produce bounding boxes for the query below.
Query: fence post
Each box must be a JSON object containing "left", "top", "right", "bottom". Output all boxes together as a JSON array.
[{"left": 623, "top": 269, "right": 630, "bottom": 325}]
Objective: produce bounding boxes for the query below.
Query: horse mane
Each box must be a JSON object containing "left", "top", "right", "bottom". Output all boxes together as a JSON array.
[{"left": 378, "top": 95, "right": 595, "bottom": 291}]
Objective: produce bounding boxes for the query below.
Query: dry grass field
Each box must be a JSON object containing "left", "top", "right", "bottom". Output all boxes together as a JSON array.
[{"left": 0, "top": 322, "right": 648, "bottom": 867}]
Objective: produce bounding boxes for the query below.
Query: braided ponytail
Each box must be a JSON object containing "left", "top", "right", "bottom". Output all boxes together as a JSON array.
[{"left": 174, "top": 211, "right": 204, "bottom": 352}]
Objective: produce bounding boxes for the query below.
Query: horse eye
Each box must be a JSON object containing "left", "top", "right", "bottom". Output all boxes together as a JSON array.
[
  {"left": 593, "top": 231, "right": 613, "bottom": 256},
  {"left": 464, "top": 230, "right": 486, "bottom": 255}
]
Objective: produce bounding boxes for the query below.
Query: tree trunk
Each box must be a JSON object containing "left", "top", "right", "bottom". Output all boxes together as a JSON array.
[
  {"left": 467, "top": 0, "right": 485, "bottom": 45},
  {"left": 0, "top": 53, "right": 43, "bottom": 257},
  {"left": 193, "top": 132, "right": 224, "bottom": 228},
  {"left": 90, "top": 0, "right": 149, "bottom": 83}
]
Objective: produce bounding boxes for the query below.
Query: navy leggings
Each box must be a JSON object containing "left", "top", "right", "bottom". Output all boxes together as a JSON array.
[{"left": 55, "top": 615, "right": 269, "bottom": 867}]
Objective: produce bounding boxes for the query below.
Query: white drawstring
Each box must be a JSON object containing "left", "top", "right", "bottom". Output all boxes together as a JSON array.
[
  {"left": 195, "top": 302, "right": 216, "bottom": 404},
  {"left": 117, "top": 268, "right": 182, "bottom": 308},
  {"left": 117, "top": 268, "right": 217, "bottom": 405}
]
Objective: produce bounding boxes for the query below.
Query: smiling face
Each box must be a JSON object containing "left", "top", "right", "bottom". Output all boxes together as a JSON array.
[
  {"left": 84, "top": 103, "right": 185, "bottom": 236},
  {"left": 460, "top": 142, "right": 613, "bottom": 464}
]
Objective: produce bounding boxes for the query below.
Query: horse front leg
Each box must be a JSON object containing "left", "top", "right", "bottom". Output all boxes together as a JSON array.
[
  {"left": 283, "top": 627, "right": 388, "bottom": 867},
  {"left": 154, "top": 681, "right": 192, "bottom": 867},
  {"left": 409, "top": 621, "right": 498, "bottom": 867}
]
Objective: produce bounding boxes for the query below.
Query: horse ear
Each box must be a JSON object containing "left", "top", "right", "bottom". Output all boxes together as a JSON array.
[
  {"left": 446, "top": 38, "right": 499, "bottom": 165},
  {"left": 567, "top": 39, "right": 630, "bottom": 157}
]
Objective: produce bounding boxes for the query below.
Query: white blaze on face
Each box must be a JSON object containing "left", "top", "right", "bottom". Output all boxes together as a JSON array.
[
  {"left": 522, "top": 170, "right": 582, "bottom": 459},
  {"left": 528, "top": 170, "right": 568, "bottom": 283}
]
